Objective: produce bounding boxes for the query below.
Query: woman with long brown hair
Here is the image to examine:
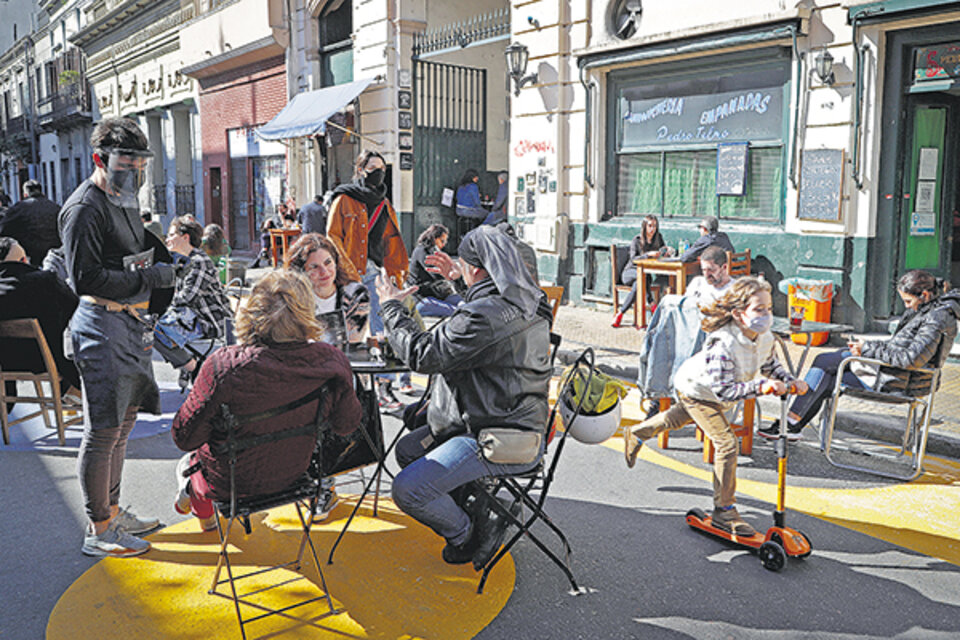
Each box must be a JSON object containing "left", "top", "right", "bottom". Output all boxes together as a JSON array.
[{"left": 613, "top": 214, "right": 671, "bottom": 328}]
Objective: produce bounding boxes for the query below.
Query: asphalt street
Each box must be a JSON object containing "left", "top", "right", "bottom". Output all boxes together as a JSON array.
[{"left": 2, "top": 358, "right": 960, "bottom": 639}]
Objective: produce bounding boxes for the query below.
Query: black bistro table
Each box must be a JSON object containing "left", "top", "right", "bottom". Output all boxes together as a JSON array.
[
  {"left": 327, "top": 344, "right": 415, "bottom": 563},
  {"left": 771, "top": 317, "right": 855, "bottom": 378}
]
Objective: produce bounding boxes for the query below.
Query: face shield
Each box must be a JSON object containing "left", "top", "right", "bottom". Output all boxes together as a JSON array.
[{"left": 98, "top": 147, "right": 152, "bottom": 209}]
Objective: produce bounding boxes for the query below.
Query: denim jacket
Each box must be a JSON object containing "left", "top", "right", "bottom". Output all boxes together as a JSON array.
[{"left": 637, "top": 294, "right": 705, "bottom": 399}]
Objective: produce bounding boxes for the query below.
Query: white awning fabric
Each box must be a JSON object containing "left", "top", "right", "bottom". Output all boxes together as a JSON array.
[{"left": 256, "top": 77, "right": 376, "bottom": 140}]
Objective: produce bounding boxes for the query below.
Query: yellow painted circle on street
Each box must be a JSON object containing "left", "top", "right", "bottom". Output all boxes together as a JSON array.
[{"left": 48, "top": 498, "right": 513, "bottom": 639}]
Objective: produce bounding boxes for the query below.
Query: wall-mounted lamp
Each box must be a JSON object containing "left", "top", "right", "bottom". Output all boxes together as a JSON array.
[
  {"left": 505, "top": 42, "right": 537, "bottom": 96},
  {"left": 814, "top": 47, "right": 835, "bottom": 85}
]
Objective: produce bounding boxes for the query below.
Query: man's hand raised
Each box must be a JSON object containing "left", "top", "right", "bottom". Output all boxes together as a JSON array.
[{"left": 424, "top": 251, "right": 461, "bottom": 281}]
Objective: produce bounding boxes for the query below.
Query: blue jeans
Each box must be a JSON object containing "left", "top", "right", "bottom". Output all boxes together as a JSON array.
[
  {"left": 788, "top": 349, "right": 866, "bottom": 428},
  {"left": 392, "top": 426, "right": 540, "bottom": 545},
  {"left": 415, "top": 295, "right": 463, "bottom": 318},
  {"left": 362, "top": 262, "right": 384, "bottom": 336}
]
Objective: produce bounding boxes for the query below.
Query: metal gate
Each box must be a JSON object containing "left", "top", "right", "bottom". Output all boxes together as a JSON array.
[{"left": 413, "top": 59, "right": 486, "bottom": 209}]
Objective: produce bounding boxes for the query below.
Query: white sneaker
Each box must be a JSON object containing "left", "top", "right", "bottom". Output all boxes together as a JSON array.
[
  {"left": 174, "top": 453, "right": 193, "bottom": 515},
  {"left": 315, "top": 489, "right": 339, "bottom": 521},
  {"left": 114, "top": 506, "right": 161, "bottom": 536},
  {"left": 81, "top": 520, "right": 151, "bottom": 558}
]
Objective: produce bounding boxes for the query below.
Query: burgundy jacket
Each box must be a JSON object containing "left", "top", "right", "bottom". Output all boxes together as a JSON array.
[{"left": 172, "top": 341, "right": 361, "bottom": 500}]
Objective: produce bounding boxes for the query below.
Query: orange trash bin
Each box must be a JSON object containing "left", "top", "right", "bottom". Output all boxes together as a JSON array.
[{"left": 788, "top": 281, "right": 834, "bottom": 346}]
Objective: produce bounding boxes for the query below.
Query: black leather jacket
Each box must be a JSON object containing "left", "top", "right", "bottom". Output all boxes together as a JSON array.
[
  {"left": 862, "top": 289, "right": 960, "bottom": 394},
  {"left": 382, "top": 277, "right": 552, "bottom": 440}
]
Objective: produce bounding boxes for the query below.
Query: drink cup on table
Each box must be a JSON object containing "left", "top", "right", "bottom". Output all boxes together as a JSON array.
[{"left": 789, "top": 305, "right": 804, "bottom": 330}]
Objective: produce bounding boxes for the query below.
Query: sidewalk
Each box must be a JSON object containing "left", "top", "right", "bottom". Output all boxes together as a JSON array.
[{"left": 552, "top": 302, "right": 960, "bottom": 461}]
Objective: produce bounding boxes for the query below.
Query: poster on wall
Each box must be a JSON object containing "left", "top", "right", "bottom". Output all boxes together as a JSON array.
[
  {"left": 515, "top": 196, "right": 525, "bottom": 216},
  {"left": 911, "top": 180, "right": 937, "bottom": 236},
  {"left": 400, "top": 152, "right": 414, "bottom": 171},
  {"left": 538, "top": 173, "right": 548, "bottom": 193},
  {"left": 398, "top": 90, "right": 412, "bottom": 110},
  {"left": 918, "top": 147, "right": 939, "bottom": 181},
  {"left": 398, "top": 111, "right": 412, "bottom": 130},
  {"left": 526, "top": 188, "right": 536, "bottom": 214},
  {"left": 399, "top": 132, "right": 413, "bottom": 150}
]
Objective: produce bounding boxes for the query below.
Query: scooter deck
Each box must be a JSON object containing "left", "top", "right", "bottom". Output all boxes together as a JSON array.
[
  {"left": 685, "top": 511, "right": 767, "bottom": 548},
  {"left": 686, "top": 511, "right": 812, "bottom": 557}
]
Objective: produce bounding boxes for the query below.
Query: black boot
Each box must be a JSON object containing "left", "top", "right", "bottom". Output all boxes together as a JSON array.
[{"left": 472, "top": 496, "right": 520, "bottom": 571}]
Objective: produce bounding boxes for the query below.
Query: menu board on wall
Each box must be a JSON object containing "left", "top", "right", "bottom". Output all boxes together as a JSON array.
[
  {"left": 716, "top": 142, "right": 748, "bottom": 196},
  {"left": 797, "top": 148, "right": 844, "bottom": 222}
]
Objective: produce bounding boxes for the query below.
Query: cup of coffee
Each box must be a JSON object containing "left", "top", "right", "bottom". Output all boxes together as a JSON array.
[{"left": 789, "top": 305, "right": 804, "bottom": 330}]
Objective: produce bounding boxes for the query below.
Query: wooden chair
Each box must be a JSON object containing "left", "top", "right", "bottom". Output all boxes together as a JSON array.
[
  {"left": 542, "top": 286, "right": 564, "bottom": 323},
  {"left": 726, "top": 249, "right": 751, "bottom": 277},
  {"left": 655, "top": 396, "right": 755, "bottom": 463},
  {"left": 611, "top": 244, "right": 638, "bottom": 328},
  {"left": 0, "top": 318, "right": 83, "bottom": 446}
]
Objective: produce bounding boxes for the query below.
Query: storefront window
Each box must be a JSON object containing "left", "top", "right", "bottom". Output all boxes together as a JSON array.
[{"left": 609, "top": 51, "right": 790, "bottom": 222}]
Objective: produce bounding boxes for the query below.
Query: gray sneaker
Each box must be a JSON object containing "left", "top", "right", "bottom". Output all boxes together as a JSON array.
[
  {"left": 82, "top": 520, "right": 151, "bottom": 558},
  {"left": 114, "top": 506, "right": 161, "bottom": 536}
]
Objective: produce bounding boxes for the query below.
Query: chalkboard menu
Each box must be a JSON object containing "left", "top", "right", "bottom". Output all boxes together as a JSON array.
[
  {"left": 798, "top": 149, "right": 844, "bottom": 221},
  {"left": 716, "top": 142, "right": 748, "bottom": 196}
]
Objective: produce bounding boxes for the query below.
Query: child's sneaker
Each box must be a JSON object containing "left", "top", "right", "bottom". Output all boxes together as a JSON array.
[
  {"left": 82, "top": 520, "right": 151, "bottom": 558},
  {"left": 711, "top": 506, "right": 756, "bottom": 537}
]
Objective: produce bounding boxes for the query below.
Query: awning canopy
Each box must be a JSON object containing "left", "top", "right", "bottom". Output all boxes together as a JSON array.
[
  {"left": 847, "top": 0, "right": 960, "bottom": 22},
  {"left": 256, "top": 77, "right": 376, "bottom": 141}
]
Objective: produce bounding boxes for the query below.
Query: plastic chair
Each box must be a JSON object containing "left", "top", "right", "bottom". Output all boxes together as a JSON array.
[
  {"left": 726, "top": 249, "right": 751, "bottom": 277},
  {"left": 475, "top": 345, "right": 595, "bottom": 595},
  {"left": 0, "top": 318, "right": 82, "bottom": 446},
  {"left": 820, "top": 356, "right": 940, "bottom": 481},
  {"left": 207, "top": 382, "right": 338, "bottom": 639}
]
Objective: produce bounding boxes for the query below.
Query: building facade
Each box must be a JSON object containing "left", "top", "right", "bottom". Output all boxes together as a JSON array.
[
  {"left": 72, "top": 0, "right": 203, "bottom": 229},
  {"left": 507, "top": 0, "right": 960, "bottom": 331},
  {"left": 178, "top": 0, "right": 290, "bottom": 251}
]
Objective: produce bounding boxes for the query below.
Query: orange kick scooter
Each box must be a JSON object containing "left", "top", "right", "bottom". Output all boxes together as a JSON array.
[{"left": 685, "top": 385, "right": 813, "bottom": 571}]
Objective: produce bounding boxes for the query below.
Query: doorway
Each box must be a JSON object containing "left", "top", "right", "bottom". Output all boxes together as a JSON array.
[
  {"left": 209, "top": 167, "right": 222, "bottom": 226},
  {"left": 899, "top": 93, "right": 960, "bottom": 286}
]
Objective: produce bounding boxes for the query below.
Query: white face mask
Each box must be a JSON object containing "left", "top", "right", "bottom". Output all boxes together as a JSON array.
[{"left": 745, "top": 312, "right": 773, "bottom": 334}]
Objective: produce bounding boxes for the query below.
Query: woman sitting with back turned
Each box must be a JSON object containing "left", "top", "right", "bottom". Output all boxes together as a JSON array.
[
  {"left": 171, "top": 269, "right": 362, "bottom": 531},
  {"left": 407, "top": 224, "right": 464, "bottom": 318},
  {"left": 758, "top": 269, "right": 960, "bottom": 440}
]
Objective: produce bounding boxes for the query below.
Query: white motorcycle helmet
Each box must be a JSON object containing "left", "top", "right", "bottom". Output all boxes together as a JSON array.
[{"left": 559, "top": 393, "right": 622, "bottom": 445}]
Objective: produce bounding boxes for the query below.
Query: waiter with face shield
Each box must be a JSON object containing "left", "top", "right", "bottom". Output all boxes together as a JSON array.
[{"left": 59, "top": 118, "right": 177, "bottom": 559}]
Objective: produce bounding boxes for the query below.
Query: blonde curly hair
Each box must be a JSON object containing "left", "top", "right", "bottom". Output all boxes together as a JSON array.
[
  {"left": 700, "top": 276, "right": 772, "bottom": 333},
  {"left": 235, "top": 270, "right": 322, "bottom": 345}
]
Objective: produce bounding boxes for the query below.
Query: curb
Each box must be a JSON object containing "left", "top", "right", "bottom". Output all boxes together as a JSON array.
[{"left": 558, "top": 347, "right": 960, "bottom": 463}]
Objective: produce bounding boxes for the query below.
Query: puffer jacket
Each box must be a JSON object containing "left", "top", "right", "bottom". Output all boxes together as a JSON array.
[
  {"left": 381, "top": 277, "right": 552, "bottom": 440},
  {"left": 862, "top": 289, "right": 960, "bottom": 394}
]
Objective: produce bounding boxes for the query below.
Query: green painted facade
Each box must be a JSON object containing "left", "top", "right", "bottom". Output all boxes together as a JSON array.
[{"left": 520, "top": 216, "right": 871, "bottom": 330}]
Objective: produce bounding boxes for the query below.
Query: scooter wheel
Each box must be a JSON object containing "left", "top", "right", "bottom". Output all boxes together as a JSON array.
[
  {"left": 685, "top": 508, "right": 706, "bottom": 525},
  {"left": 759, "top": 541, "right": 786, "bottom": 572},
  {"left": 796, "top": 530, "right": 813, "bottom": 559}
]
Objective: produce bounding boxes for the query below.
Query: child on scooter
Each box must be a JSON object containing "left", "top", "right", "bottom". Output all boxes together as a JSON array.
[{"left": 623, "top": 276, "right": 808, "bottom": 536}]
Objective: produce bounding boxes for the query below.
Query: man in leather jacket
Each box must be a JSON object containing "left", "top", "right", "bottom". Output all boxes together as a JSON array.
[
  {"left": 60, "top": 118, "right": 176, "bottom": 559},
  {"left": 378, "top": 225, "right": 553, "bottom": 569}
]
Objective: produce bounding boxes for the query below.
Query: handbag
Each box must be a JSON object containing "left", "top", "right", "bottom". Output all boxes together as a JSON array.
[
  {"left": 477, "top": 428, "right": 542, "bottom": 465},
  {"left": 312, "top": 379, "right": 383, "bottom": 478}
]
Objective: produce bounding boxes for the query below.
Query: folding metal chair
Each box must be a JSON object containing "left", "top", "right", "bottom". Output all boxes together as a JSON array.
[
  {"left": 207, "top": 382, "right": 338, "bottom": 639},
  {"left": 820, "top": 355, "right": 941, "bottom": 481},
  {"left": 475, "top": 344, "right": 595, "bottom": 594}
]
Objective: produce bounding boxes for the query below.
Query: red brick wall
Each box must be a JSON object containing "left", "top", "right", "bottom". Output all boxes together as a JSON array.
[{"left": 197, "top": 55, "right": 286, "bottom": 248}]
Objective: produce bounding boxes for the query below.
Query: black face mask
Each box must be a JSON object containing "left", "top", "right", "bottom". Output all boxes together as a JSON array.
[{"left": 364, "top": 168, "right": 385, "bottom": 188}]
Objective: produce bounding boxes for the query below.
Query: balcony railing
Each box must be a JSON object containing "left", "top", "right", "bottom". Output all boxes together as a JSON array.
[
  {"left": 175, "top": 184, "right": 196, "bottom": 215},
  {"left": 3, "top": 115, "right": 28, "bottom": 136},
  {"left": 38, "top": 81, "right": 91, "bottom": 129},
  {"left": 413, "top": 8, "right": 510, "bottom": 58}
]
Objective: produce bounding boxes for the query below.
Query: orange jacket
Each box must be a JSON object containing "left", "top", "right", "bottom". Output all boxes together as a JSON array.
[{"left": 326, "top": 193, "right": 408, "bottom": 282}]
